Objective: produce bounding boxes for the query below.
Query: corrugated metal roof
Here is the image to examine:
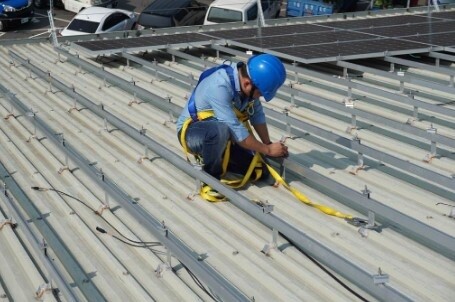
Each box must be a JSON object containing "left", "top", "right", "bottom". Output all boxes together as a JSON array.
[{"left": 0, "top": 10, "right": 454, "bottom": 302}]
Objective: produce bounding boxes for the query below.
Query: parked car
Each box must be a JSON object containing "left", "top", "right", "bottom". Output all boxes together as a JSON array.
[
  {"left": 60, "top": 7, "right": 136, "bottom": 36},
  {"left": 203, "top": 0, "right": 281, "bottom": 25},
  {"left": 33, "top": 0, "right": 118, "bottom": 14},
  {"left": 0, "top": 0, "right": 34, "bottom": 31},
  {"left": 136, "top": 0, "right": 207, "bottom": 29}
]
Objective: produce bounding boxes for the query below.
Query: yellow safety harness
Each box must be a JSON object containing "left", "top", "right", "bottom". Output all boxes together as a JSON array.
[{"left": 179, "top": 106, "right": 354, "bottom": 220}]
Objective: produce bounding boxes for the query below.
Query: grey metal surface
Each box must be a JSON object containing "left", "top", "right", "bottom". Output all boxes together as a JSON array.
[
  {"left": 7, "top": 52, "right": 251, "bottom": 302},
  {"left": 7, "top": 49, "right": 417, "bottom": 302},
  {"left": 5, "top": 53, "right": 249, "bottom": 301},
  {"left": 335, "top": 60, "right": 455, "bottom": 99},
  {"left": 0, "top": 165, "right": 77, "bottom": 302}
]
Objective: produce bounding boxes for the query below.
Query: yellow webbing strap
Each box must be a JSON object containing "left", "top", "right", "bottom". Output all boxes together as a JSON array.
[
  {"left": 180, "top": 106, "right": 354, "bottom": 219},
  {"left": 263, "top": 160, "right": 353, "bottom": 219}
]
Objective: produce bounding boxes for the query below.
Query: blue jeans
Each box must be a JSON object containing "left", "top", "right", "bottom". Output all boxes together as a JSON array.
[{"left": 179, "top": 120, "right": 256, "bottom": 180}]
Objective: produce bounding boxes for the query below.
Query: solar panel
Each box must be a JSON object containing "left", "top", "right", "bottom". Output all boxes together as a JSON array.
[
  {"left": 322, "top": 14, "right": 431, "bottom": 29},
  {"left": 358, "top": 20, "right": 455, "bottom": 37},
  {"left": 277, "top": 38, "right": 429, "bottom": 61},
  {"left": 404, "top": 32, "right": 455, "bottom": 47},
  {"left": 70, "top": 11, "right": 454, "bottom": 63},
  {"left": 232, "top": 31, "right": 375, "bottom": 49},
  {"left": 425, "top": 11, "right": 455, "bottom": 20},
  {"left": 204, "top": 23, "right": 330, "bottom": 40},
  {"left": 73, "top": 33, "right": 212, "bottom": 53}
]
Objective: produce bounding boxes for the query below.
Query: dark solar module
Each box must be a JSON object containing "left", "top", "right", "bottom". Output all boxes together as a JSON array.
[
  {"left": 426, "top": 11, "right": 455, "bottom": 20},
  {"left": 233, "top": 31, "right": 375, "bottom": 48},
  {"left": 359, "top": 20, "right": 455, "bottom": 37},
  {"left": 404, "top": 32, "right": 455, "bottom": 47},
  {"left": 74, "top": 33, "right": 210, "bottom": 51},
  {"left": 322, "top": 14, "right": 431, "bottom": 29},
  {"left": 279, "top": 38, "right": 427, "bottom": 59},
  {"left": 204, "top": 23, "right": 330, "bottom": 40}
]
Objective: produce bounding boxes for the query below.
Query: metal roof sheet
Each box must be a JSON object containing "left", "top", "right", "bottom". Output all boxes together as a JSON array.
[{"left": 0, "top": 10, "right": 454, "bottom": 302}]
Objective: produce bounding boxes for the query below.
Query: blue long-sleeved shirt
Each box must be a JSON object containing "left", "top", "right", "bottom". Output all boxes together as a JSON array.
[{"left": 176, "top": 62, "right": 266, "bottom": 142}]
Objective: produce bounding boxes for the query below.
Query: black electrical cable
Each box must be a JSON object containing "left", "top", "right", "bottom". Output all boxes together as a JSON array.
[
  {"left": 31, "top": 186, "right": 161, "bottom": 247},
  {"left": 281, "top": 234, "right": 370, "bottom": 302},
  {"left": 182, "top": 264, "right": 219, "bottom": 302}
]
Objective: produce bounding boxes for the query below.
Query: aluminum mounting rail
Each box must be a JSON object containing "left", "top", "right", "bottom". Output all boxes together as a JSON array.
[
  {"left": 285, "top": 59, "right": 455, "bottom": 119},
  {"left": 120, "top": 52, "right": 195, "bottom": 91},
  {"left": 208, "top": 44, "right": 455, "bottom": 150},
  {"left": 0, "top": 164, "right": 77, "bottom": 302},
  {"left": 335, "top": 60, "right": 455, "bottom": 95},
  {"left": 122, "top": 48, "right": 455, "bottom": 192},
  {"left": 282, "top": 85, "right": 455, "bottom": 148},
  {"left": 2, "top": 60, "right": 249, "bottom": 302},
  {"left": 112, "top": 49, "right": 455, "bottom": 259},
  {"left": 54, "top": 49, "right": 182, "bottom": 118},
  {"left": 265, "top": 111, "right": 455, "bottom": 261},
  {"left": 0, "top": 101, "right": 105, "bottom": 300},
  {"left": 210, "top": 43, "right": 455, "bottom": 122},
  {"left": 8, "top": 50, "right": 415, "bottom": 302},
  {"left": 268, "top": 107, "right": 455, "bottom": 192},
  {"left": 383, "top": 56, "right": 455, "bottom": 87},
  {"left": 427, "top": 52, "right": 455, "bottom": 65}
]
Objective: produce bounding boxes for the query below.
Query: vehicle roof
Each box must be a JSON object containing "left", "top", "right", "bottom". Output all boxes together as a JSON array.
[
  {"left": 208, "top": 0, "right": 254, "bottom": 10},
  {"left": 141, "top": 0, "right": 192, "bottom": 16},
  {"left": 73, "top": 7, "right": 133, "bottom": 22}
]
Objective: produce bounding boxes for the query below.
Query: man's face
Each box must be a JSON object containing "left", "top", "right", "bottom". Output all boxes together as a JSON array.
[{"left": 242, "top": 78, "right": 261, "bottom": 100}]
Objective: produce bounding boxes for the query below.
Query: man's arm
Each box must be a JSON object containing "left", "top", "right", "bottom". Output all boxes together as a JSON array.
[
  {"left": 238, "top": 133, "right": 288, "bottom": 157},
  {"left": 253, "top": 123, "right": 272, "bottom": 145}
]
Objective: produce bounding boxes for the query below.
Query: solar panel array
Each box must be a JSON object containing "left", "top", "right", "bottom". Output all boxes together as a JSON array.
[{"left": 73, "top": 10, "right": 455, "bottom": 62}]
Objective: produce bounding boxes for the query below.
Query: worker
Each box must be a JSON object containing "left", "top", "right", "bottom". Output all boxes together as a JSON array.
[{"left": 176, "top": 53, "right": 288, "bottom": 187}]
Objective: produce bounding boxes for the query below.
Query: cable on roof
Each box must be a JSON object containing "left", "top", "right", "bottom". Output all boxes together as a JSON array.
[
  {"left": 31, "top": 186, "right": 162, "bottom": 247},
  {"left": 281, "top": 234, "right": 370, "bottom": 302},
  {"left": 182, "top": 263, "right": 220, "bottom": 302}
]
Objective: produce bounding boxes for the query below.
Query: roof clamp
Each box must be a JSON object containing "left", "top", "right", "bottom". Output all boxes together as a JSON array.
[
  {"left": 292, "top": 62, "right": 300, "bottom": 85},
  {"left": 423, "top": 124, "right": 437, "bottom": 163},
  {"left": 128, "top": 93, "right": 142, "bottom": 106},
  {"left": 68, "top": 96, "right": 81, "bottom": 113},
  {"left": 396, "top": 67, "right": 406, "bottom": 93},
  {"left": 3, "top": 102, "right": 14, "bottom": 120},
  {"left": 345, "top": 111, "right": 357, "bottom": 134},
  {"left": 406, "top": 95, "right": 418, "bottom": 125},
  {"left": 283, "top": 110, "right": 296, "bottom": 139},
  {"left": 357, "top": 211, "right": 379, "bottom": 238},
  {"left": 25, "top": 109, "right": 38, "bottom": 143},
  {"left": 25, "top": 68, "right": 36, "bottom": 80},
  {"left": 35, "top": 283, "right": 52, "bottom": 299},
  {"left": 137, "top": 145, "right": 150, "bottom": 164},
  {"left": 262, "top": 227, "right": 279, "bottom": 256},
  {"left": 156, "top": 222, "right": 172, "bottom": 277},
  {"left": 372, "top": 268, "right": 389, "bottom": 285},
  {"left": 187, "top": 163, "right": 204, "bottom": 200},
  {"left": 155, "top": 248, "right": 172, "bottom": 278},
  {"left": 45, "top": 72, "right": 59, "bottom": 95},
  {"left": 256, "top": 200, "right": 274, "bottom": 214},
  {"left": 436, "top": 203, "right": 455, "bottom": 219},
  {"left": 99, "top": 118, "right": 113, "bottom": 134},
  {"left": 350, "top": 150, "right": 365, "bottom": 175},
  {"left": 57, "top": 134, "right": 70, "bottom": 175},
  {"left": 0, "top": 218, "right": 16, "bottom": 231}
]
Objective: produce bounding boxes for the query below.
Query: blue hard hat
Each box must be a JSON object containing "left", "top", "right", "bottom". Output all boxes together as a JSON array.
[{"left": 247, "top": 54, "right": 286, "bottom": 102}]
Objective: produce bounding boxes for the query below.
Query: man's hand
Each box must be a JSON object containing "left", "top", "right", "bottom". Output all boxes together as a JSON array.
[{"left": 266, "top": 141, "right": 288, "bottom": 158}]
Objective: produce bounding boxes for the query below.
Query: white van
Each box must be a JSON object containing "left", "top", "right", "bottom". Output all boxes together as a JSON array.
[
  {"left": 204, "top": 0, "right": 282, "bottom": 25},
  {"left": 33, "top": 0, "right": 118, "bottom": 13},
  {"left": 60, "top": 0, "right": 118, "bottom": 13}
]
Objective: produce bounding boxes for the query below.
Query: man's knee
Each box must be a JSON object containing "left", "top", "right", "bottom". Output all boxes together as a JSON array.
[{"left": 205, "top": 123, "right": 230, "bottom": 143}]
